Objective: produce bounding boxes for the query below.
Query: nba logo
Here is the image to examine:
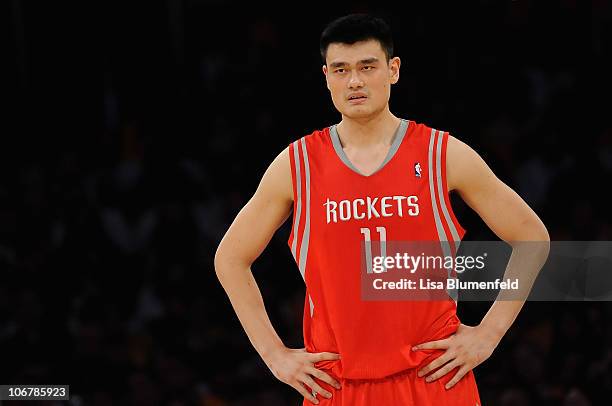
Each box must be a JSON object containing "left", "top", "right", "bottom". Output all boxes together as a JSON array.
[{"left": 414, "top": 162, "right": 422, "bottom": 178}]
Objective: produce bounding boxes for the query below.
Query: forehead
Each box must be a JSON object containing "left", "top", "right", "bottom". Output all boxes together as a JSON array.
[{"left": 326, "top": 39, "right": 386, "bottom": 65}]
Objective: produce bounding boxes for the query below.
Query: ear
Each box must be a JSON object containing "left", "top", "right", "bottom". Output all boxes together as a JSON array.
[
  {"left": 389, "top": 57, "right": 401, "bottom": 85},
  {"left": 322, "top": 64, "right": 331, "bottom": 91}
]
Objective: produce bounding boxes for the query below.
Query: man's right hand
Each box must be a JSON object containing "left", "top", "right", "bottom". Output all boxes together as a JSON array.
[
  {"left": 265, "top": 347, "right": 342, "bottom": 404},
  {"left": 215, "top": 148, "right": 340, "bottom": 403}
]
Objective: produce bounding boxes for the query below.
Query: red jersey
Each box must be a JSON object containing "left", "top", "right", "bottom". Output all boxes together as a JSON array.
[{"left": 287, "top": 118, "right": 466, "bottom": 380}]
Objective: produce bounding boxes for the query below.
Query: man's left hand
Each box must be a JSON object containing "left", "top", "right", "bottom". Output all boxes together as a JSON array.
[{"left": 412, "top": 323, "right": 501, "bottom": 389}]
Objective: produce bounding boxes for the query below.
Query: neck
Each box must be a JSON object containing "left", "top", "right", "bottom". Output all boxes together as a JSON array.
[{"left": 336, "top": 107, "right": 401, "bottom": 148}]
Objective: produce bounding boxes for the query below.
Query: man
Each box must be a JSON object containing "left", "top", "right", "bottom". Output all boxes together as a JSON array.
[{"left": 215, "top": 13, "right": 549, "bottom": 405}]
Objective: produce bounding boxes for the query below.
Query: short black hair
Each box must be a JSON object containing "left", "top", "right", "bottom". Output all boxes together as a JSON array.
[{"left": 320, "top": 13, "right": 394, "bottom": 64}]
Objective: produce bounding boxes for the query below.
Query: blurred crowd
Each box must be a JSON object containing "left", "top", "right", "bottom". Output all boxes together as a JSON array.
[{"left": 3, "top": 1, "right": 612, "bottom": 405}]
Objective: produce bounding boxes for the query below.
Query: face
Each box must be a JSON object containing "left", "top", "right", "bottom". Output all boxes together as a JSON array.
[{"left": 322, "top": 39, "right": 400, "bottom": 120}]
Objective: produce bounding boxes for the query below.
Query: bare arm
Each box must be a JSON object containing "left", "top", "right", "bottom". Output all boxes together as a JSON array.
[
  {"left": 215, "top": 146, "right": 293, "bottom": 359},
  {"left": 446, "top": 135, "right": 550, "bottom": 336},
  {"left": 214, "top": 146, "right": 340, "bottom": 403},
  {"left": 415, "top": 135, "right": 550, "bottom": 389}
]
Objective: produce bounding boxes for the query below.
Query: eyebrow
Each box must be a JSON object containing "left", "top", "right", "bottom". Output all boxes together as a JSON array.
[{"left": 329, "top": 57, "right": 380, "bottom": 69}]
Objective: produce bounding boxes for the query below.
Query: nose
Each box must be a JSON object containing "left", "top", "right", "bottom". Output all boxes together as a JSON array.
[{"left": 348, "top": 70, "right": 364, "bottom": 88}]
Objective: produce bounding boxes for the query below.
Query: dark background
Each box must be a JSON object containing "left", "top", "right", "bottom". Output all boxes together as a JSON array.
[{"left": 2, "top": 0, "right": 612, "bottom": 405}]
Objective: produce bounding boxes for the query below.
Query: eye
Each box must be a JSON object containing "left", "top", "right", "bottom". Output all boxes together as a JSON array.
[
  {"left": 362, "top": 66, "right": 374, "bottom": 71},
  {"left": 334, "top": 68, "right": 345, "bottom": 74}
]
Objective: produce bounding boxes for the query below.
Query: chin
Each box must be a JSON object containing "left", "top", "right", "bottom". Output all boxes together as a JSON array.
[{"left": 342, "top": 106, "right": 377, "bottom": 119}]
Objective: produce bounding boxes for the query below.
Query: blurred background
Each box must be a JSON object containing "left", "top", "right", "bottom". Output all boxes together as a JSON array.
[{"left": 2, "top": 0, "right": 612, "bottom": 405}]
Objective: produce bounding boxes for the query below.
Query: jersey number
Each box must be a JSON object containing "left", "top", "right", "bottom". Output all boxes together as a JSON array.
[{"left": 360, "top": 226, "right": 387, "bottom": 274}]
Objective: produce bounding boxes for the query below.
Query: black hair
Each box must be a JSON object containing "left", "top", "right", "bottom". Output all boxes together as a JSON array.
[{"left": 319, "top": 13, "right": 394, "bottom": 64}]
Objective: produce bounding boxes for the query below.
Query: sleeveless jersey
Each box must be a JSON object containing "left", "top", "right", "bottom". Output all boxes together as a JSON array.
[{"left": 287, "top": 119, "right": 466, "bottom": 380}]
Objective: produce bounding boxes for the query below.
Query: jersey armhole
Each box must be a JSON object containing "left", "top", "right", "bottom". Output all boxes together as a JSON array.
[{"left": 441, "top": 132, "right": 467, "bottom": 239}]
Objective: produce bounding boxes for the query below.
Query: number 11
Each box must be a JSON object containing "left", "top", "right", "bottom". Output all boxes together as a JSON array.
[{"left": 360, "top": 226, "right": 387, "bottom": 274}]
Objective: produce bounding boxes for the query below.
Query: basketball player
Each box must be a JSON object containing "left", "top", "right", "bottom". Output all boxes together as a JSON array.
[{"left": 215, "top": 14, "right": 549, "bottom": 405}]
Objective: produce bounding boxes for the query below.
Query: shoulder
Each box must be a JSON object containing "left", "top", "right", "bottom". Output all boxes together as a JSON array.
[
  {"left": 409, "top": 120, "right": 468, "bottom": 154},
  {"left": 405, "top": 120, "right": 447, "bottom": 142},
  {"left": 446, "top": 134, "right": 493, "bottom": 193},
  {"left": 397, "top": 119, "right": 485, "bottom": 191},
  {"left": 286, "top": 126, "right": 335, "bottom": 165},
  {"left": 288, "top": 126, "right": 331, "bottom": 147},
  {"left": 256, "top": 145, "right": 293, "bottom": 203},
  {"left": 447, "top": 134, "right": 474, "bottom": 159},
  {"left": 265, "top": 125, "right": 330, "bottom": 202}
]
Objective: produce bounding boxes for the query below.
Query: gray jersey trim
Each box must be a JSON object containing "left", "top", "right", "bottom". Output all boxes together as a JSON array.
[
  {"left": 329, "top": 119, "right": 409, "bottom": 177},
  {"left": 428, "top": 129, "right": 458, "bottom": 302},
  {"left": 428, "top": 128, "right": 449, "bottom": 246},
  {"left": 299, "top": 138, "right": 313, "bottom": 316},
  {"left": 435, "top": 130, "right": 461, "bottom": 251},
  {"left": 290, "top": 141, "right": 302, "bottom": 259}
]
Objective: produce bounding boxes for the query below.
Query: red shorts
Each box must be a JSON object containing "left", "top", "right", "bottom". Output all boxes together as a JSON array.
[{"left": 303, "top": 367, "right": 481, "bottom": 406}]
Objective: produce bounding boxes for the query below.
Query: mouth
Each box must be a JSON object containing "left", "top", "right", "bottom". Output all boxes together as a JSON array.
[{"left": 347, "top": 95, "right": 368, "bottom": 104}]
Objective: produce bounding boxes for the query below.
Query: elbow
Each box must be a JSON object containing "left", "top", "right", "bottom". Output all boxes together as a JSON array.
[
  {"left": 535, "top": 221, "right": 550, "bottom": 252},
  {"left": 538, "top": 219, "right": 550, "bottom": 242},
  {"left": 214, "top": 242, "right": 227, "bottom": 279},
  {"left": 214, "top": 246, "right": 233, "bottom": 287},
  {"left": 519, "top": 216, "right": 550, "bottom": 242},
  {"left": 537, "top": 225, "right": 551, "bottom": 260},
  {"left": 523, "top": 221, "right": 551, "bottom": 259},
  {"left": 533, "top": 222, "right": 550, "bottom": 243},
  {"left": 214, "top": 241, "right": 250, "bottom": 281},
  {"left": 509, "top": 218, "right": 550, "bottom": 253}
]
